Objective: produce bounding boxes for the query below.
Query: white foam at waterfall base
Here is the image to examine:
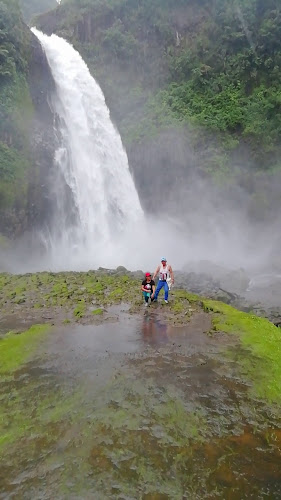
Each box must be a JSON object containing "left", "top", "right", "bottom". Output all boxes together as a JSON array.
[
  {"left": 31, "top": 28, "right": 144, "bottom": 269},
  {"left": 27, "top": 29, "right": 276, "bottom": 275}
]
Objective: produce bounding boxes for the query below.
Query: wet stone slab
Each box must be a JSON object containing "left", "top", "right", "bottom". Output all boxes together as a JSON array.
[{"left": 0, "top": 311, "right": 280, "bottom": 499}]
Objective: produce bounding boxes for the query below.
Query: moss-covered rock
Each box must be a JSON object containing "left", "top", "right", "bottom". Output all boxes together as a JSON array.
[
  {"left": 203, "top": 299, "right": 281, "bottom": 403},
  {"left": 0, "top": 269, "right": 280, "bottom": 498},
  {"left": 35, "top": 0, "right": 281, "bottom": 221},
  {"left": 0, "top": 323, "right": 50, "bottom": 374},
  {"left": 0, "top": 269, "right": 280, "bottom": 406},
  {"left": 0, "top": 0, "right": 56, "bottom": 237}
]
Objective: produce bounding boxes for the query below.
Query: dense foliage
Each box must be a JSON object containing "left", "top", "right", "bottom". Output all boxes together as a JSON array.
[
  {"left": 0, "top": 0, "right": 33, "bottom": 210},
  {"left": 38, "top": 0, "right": 281, "bottom": 171},
  {"left": 0, "top": 0, "right": 29, "bottom": 78},
  {"left": 162, "top": 0, "right": 281, "bottom": 155},
  {"left": 1, "top": 0, "right": 280, "bottom": 228}
]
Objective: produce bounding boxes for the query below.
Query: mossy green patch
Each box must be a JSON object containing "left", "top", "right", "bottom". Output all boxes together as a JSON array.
[
  {"left": 0, "top": 271, "right": 141, "bottom": 318},
  {"left": 84, "top": 278, "right": 105, "bottom": 295},
  {"left": 1, "top": 271, "right": 280, "bottom": 407},
  {"left": 107, "top": 287, "right": 124, "bottom": 300},
  {"left": 174, "top": 289, "right": 200, "bottom": 303},
  {"left": 0, "top": 362, "right": 207, "bottom": 496},
  {"left": 33, "top": 303, "right": 43, "bottom": 309},
  {"left": 0, "top": 381, "right": 84, "bottom": 455},
  {"left": 203, "top": 299, "right": 281, "bottom": 403},
  {"left": 73, "top": 299, "right": 86, "bottom": 318},
  {"left": 14, "top": 297, "right": 25, "bottom": 304},
  {"left": 83, "top": 376, "right": 206, "bottom": 497},
  {"left": 171, "top": 300, "right": 185, "bottom": 314},
  {"left": 166, "top": 289, "right": 200, "bottom": 324},
  {"left": 0, "top": 324, "right": 50, "bottom": 374},
  {"left": 92, "top": 308, "right": 103, "bottom": 315},
  {"left": 0, "top": 309, "right": 280, "bottom": 497}
]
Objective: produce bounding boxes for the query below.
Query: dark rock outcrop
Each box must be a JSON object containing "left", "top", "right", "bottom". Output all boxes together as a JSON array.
[
  {"left": 25, "top": 30, "right": 57, "bottom": 233},
  {"left": 0, "top": 26, "right": 57, "bottom": 240}
]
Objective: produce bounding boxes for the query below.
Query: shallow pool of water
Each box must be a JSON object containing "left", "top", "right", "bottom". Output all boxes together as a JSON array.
[{"left": 0, "top": 312, "right": 280, "bottom": 499}]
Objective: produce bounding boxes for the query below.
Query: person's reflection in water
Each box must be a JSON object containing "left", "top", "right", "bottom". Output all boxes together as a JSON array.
[{"left": 141, "top": 313, "right": 170, "bottom": 346}]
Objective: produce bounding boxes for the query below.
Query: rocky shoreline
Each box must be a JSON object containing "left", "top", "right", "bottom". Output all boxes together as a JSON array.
[
  {"left": 176, "top": 272, "right": 281, "bottom": 327},
  {"left": 1, "top": 264, "right": 281, "bottom": 332},
  {"left": 1, "top": 267, "right": 281, "bottom": 497},
  {"left": 0, "top": 267, "right": 204, "bottom": 336},
  {"left": 1, "top": 267, "right": 280, "bottom": 406}
]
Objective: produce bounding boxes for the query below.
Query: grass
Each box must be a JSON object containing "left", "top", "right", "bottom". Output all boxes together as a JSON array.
[
  {"left": 203, "top": 299, "right": 281, "bottom": 403},
  {"left": 92, "top": 308, "right": 103, "bottom": 315},
  {"left": 73, "top": 299, "right": 86, "bottom": 318},
  {"left": 0, "top": 270, "right": 280, "bottom": 403},
  {"left": 0, "top": 324, "right": 51, "bottom": 374},
  {"left": 0, "top": 270, "right": 280, "bottom": 496}
]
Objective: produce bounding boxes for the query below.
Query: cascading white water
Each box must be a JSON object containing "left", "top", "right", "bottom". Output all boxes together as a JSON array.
[
  {"left": 31, "top": 28, "right": 143, "bottom": 269},
  {"left": 25, "top": 30, "right": 272, "bottom": 275}
]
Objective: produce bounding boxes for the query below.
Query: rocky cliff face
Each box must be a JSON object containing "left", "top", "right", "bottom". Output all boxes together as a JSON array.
[
  {"left": 0, "top": 28, "right": 57, "bottom": 240},
  {"left": 34, "top": 0, "right": 281, "bottom": 228},
  {"left": 25, "top": 31, "right": 57, "bottom": 234},
  {"left": 35, "top": 2, "right": 207, "bottom": 215}
]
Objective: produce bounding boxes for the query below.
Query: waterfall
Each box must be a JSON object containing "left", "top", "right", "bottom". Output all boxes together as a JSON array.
[{"left": 31, "top": 28, "right": 143, "bottom": 269}]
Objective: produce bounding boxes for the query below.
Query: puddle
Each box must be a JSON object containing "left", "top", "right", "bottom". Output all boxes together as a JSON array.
[
  {"left": 0, "top": 316, "right": 36, "bottom": 338},
  {"left": 140, "top": 310, "right": 212, "bottom": 349},
  {"left": 48, "top": 319, "right": 142, "bottom": 355},
  {"left": 0, "top": 313, "right": 280, "bottom": 498}
]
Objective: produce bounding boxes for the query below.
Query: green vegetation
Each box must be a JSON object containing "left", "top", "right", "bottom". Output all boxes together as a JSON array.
[
  {"left": 0, "top": 0, "right": 29, "bottom": 78},
  {"left": 73, "top": 299, "right": 86, "bottom": 317},
  {"left": 0, "top": 270, "right": 141, "bottom": 320},
  {"left": 0, "top": 372, "right": 82, "bottom": 451},
  {"left": 0, "top": 360, "right": 208, "bottom": 496},
  {"left": 1, "top": 0, "right": 280, "bottom": 227},
  {"left": 0, "top": 270, "right": 280, "bottom": 496},
  {"left": 0, "top": 0, "right": 34, "bottom": 215},
  {"left": 0, "top": 323, "right": 50, "bottom": 374},
  {"left": 84, "top": 379, "right": 206, "bottom": 497},
  {"left": 37, "top": 0, "right": 281, "bottom": 169},
  {"left": 0, "top": 0, "right": 280, "bottom": 230},
  {"left": 171, "top": 289, "right": 281, "bottom": 403},
  {"left": 1, "top": 270, "right": 280, "bottom": 405},
  {"left": 91, "top": 307, "right": 103, "bottom": 315},
  {"left": 203, "top": 299, "right": 281, "bottom": 403}
]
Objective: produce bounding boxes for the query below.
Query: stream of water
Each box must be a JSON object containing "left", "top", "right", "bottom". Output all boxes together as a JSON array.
[{"left": 31, "top": 29, "right": 143, "bottom": 269}]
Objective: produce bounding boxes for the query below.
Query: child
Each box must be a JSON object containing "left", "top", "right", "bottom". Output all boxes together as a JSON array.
[{"left": 141, "top": 273, "right": 156, "bottom": 307}]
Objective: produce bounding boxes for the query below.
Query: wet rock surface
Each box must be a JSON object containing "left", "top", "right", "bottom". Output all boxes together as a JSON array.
[
  {"left": 181, "top": 260, "right": 250, "bottom": 295},
  {"left": 0, "top": 270, "right": 280, "bottom": 498},
  {"left": 175, "top": 261, "right": 281, "bottom": 324},
  {"left": 0, "top": 30, "right": 58, "bottom": 241},
  {"left": 1, "top": 313, "right": 280, "bottom": 498}
]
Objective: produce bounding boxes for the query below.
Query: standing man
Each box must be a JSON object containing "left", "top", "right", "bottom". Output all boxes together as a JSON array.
[
  {"left": 141, "top": 272, "right": 156, "bottom": 307},
  {"left": 153, "top": 258, "right": 174, "bottom": 303}
]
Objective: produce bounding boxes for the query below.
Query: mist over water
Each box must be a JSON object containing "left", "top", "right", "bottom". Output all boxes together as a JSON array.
[
  {"left": 1, "top": 29, "right": 279, "bottom": 281},
  {"left": 29, "top": 29, "right": 199, "bottom": 274},
  {"left": 31, "top": 28, "right": 143, "bottom": 267}
]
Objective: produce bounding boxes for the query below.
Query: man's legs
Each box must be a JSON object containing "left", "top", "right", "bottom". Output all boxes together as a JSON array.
[
  {"left": 154, "top": 280, "right": 165, "bottom": 300},
  {"left": 163, "top": 281, "right": 169, "bottom": 301}
]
